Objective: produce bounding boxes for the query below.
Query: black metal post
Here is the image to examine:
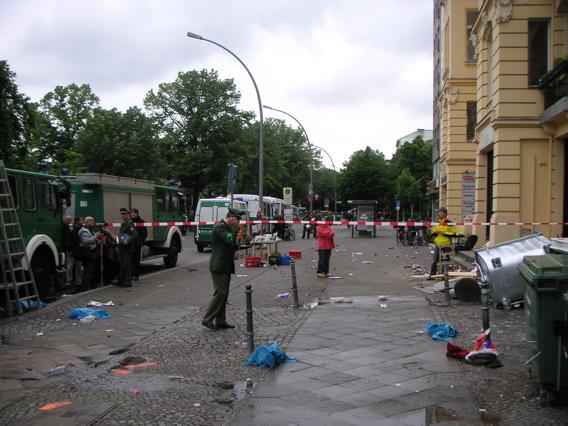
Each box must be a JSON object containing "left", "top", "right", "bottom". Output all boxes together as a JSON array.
[
  {"left": 245, "top": 284, "right": 255, "bottom": 353},
  {"left": 480, "top": 280, "right": 490, "bottom": 330},
  {"left": 444, "top": 262, "right": 451, "bottom": 303},
  {"left": 290, "top": 259, "right": 300, "bottom": 308}
]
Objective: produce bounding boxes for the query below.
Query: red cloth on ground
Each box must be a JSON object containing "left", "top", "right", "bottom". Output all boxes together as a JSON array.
[{"left": 446, "top": 342, "right": 468, "bottom": 359}]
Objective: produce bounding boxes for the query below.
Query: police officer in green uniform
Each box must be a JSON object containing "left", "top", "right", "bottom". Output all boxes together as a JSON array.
[
  {"left": 202, "top": 208, "right": 243, "bottom": 330},
  {"left": 117, "top": 207, "right": 137, "bottom": 287}
]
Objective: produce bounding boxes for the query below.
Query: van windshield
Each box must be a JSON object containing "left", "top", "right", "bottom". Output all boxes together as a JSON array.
[
  {"left": 217, "top": 207, "right": 228, "bottom": 220},
  {"left": 199, "top": 206, "right": 214, "bottom": 222}
]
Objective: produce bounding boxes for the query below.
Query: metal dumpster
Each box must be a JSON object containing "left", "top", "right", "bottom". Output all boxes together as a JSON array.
[{"left": 475, "top": 234, "right": 550, "bottom": 309}]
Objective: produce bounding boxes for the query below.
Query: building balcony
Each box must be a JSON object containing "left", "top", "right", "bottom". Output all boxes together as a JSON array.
[
  {"left": 539, "top": 60, "right": 568, "bottom": 127},
  {"left": 539, "top": 59, "right": 568, "bottom": 110}
]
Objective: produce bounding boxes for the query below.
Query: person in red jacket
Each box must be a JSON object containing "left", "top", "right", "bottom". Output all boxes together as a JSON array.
[{"left": 316, "top": 215, "right": 336, "bottom": 278}]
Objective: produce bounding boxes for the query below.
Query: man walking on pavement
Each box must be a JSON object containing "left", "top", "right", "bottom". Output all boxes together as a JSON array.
[{"left": 202, "top": 208, "right": 243, "bottom": 330}]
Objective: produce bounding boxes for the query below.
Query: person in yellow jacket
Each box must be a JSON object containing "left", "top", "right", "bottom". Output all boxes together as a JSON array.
[{"left": 429, "top": 208, "right": 456, "bottom": 278}]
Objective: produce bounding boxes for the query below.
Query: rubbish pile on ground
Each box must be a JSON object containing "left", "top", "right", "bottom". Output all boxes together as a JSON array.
[{"left": 244, "top": 341, "right": 295, "bottom": 369}]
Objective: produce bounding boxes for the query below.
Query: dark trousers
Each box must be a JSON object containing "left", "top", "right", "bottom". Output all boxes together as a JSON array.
[
  {"left": 203, "top": 272, "right": 231, "bottom": 325},
  {"left": 81, "top": 250, "right": 99, "bottom": 289},
  {"left": 132, "top": 239, "right": 142, "bottom": 278},
  {"left": 302, "top": 225, "right": 311, "bottom": 239},
  {"left": 430, "top": 247, "right": 440, "bottom": 276},
  {"left": 317, "top": 249, "right": 332, "bottom": 274},
  {"left": 118, "top": 247, "right": 133, "bottom": 286}
]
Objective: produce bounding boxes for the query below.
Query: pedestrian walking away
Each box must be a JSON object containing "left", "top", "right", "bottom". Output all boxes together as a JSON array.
[
  {"left": 130, "top": 207, "right": 147, "bottom": 281},
  {"left": 429, "top": 207, "right": 456, "bottom": 278},
  {"left": 202, "top": 208, "right": 244, "bottom": 330},
  {"left": 316, "top": 215, "right": 335, "bottom": 278}
]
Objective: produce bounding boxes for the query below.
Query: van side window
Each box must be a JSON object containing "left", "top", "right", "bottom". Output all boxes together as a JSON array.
[
  {"left": 217, "top": 207, "right": 228, "bottom": 220},
  {"left": 171, "top": 193, "right": 179, "bottom": 211},
  {"left": 156, "top": 188, "right": 165, "bottom": 211},
  {"left": 8, "top": 175, "right": 18, "bottom": 208},
  {"left": 23, "top": 177, "right": 36, "bottom": 211}
]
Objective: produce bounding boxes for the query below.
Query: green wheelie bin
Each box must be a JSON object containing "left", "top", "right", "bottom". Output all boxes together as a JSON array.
[{"left": 518, "top": 254, "right": 568, "bottom": 402}]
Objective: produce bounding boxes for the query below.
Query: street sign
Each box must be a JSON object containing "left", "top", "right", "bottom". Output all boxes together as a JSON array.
[
  {"left": 283, "top": 187, "right": 293, "bottom": 205},
  {"left": 395, "top": 200, "right": 400, "bottom": 211}
]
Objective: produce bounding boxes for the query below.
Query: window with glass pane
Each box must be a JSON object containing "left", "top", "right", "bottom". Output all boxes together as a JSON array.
[
  {"left": 200, "top": 206, "right": 214, "bottom": 222},
  {"left": 467, "top": 101, "right": 477, "bottom": 141},
  {"left": 466, "top": 10, "right": 479, "bottom": 62},
  {"left": 156, "top": 189, "right": 165, "bottom": 211},
  {"left": 23, "top": 177, "right": 36, "bottom": 211},
  {"left": 528, "top": 20, "right": 549, "bottom": 86}
]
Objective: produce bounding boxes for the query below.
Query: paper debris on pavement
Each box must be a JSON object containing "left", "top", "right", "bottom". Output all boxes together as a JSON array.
[
  {"left": 378, "top": 295, "right": 387, "bottom": 301},
  {"left": 87, "top": 301, "right": 114, "bottom": 307},
  {"left": 328, "top": 276, "right": 342, "bottom": 279},
  {"left": 379, "top": 304, "right": 387, "bottom": 308},
  {"left": 329, "top": 297, "right": 353, "bottom": 303},
  {"left": 275, "top": 292, "right": 290, "bottom": 299},
  {"left": 236, "top": 275, "right": 248, "bottom": 278},
  {"left": 361, "top": 261, "right": 374, "bottom": 264}
]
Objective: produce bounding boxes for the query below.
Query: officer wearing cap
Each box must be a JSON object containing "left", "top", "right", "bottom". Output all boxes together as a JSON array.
[
  {"left": 202, "top": 207, "right": 243, "bottom": 330},
  {"left": 116, "top": 207, "right": 137, "bottom": 287}
]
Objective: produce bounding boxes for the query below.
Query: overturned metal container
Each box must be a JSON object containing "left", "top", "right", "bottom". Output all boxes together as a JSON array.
[{"left": 475, "top": 234, "right": 550, "bottom": 309}]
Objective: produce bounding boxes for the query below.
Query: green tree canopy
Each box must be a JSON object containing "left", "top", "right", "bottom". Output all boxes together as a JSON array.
[
  {"left": 395, "top": 168, "right": 421, "bottom": 218},
  {"left": 37, "top": 83, "right": 99, "bottom": 164},
  {"left": 144, "top": 69, "right": 253, "bottom": 201},
  {"left": 77, "top": 107, "right": 164, "bottom": 180},
  {"left": 338, "top": 147, "right": 391, "bottom": 209},
  {"left": 0, "top": 60, "right": 37, "bottom": 168}
]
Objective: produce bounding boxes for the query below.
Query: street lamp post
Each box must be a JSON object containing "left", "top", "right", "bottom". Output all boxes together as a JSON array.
[
  {"left": 187, "top": 31, "right": 264, "bottom": 215},
  {"left": 313, "top": 144, "right": 338, "bottom": 214},
  {"left": 263, "top": 105, "right": 314, "bottom": 212}
]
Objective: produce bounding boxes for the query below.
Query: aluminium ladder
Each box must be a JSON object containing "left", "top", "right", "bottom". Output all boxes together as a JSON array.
[{"left": 0, "top": 160, "right": 40, "bottom": 316}]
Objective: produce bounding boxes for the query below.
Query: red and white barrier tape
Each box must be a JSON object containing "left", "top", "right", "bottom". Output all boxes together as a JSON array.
[{"left": 101, "top": 220, "right": 567, "bottom": 228}]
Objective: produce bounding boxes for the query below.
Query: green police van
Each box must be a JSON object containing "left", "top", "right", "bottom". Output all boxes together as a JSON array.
[{"left": 194, "top": 198, "right": 250, "bottom": 252}]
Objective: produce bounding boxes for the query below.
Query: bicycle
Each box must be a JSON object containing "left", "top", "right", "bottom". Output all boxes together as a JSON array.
[{"left": 283, "top": 225, "right": 296, "bottom": 241}]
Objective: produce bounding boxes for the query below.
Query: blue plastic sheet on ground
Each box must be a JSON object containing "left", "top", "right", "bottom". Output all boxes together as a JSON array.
[
  {"left": 424, "top": 322, "right": 458, "bottom": 341},
  {"left": 67, "top": 308, "right": 110, "bottom": 320},
  {"left": 244, "top": 341, "right": 296, "bottom": 368},
  {"left": 19, "top": 300, "right": 47, "bottom": 312}
]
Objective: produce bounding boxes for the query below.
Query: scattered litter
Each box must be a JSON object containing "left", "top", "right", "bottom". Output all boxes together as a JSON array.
[
  {"left": 236, "top": 275, "right": 248, "bottom": 278},
  {"left": 36, "top": 332, "right": 44, "bottom": 336},
  {"left": 240, "top": 264, "right": 244, "bottom": 267},
  {"left": 378, "top": 295, "right": 387, "bottom": 301},
  {"left": 194, "top": 402, "right": 201, "bottom": 407},
  {"left": 87, "top": 301, "right": 114, "bottom": 307},
  {"left": 275, "top": 293, "right": 290, "bottom": 299},
  {"left": 111, "top": 368, "right": 132, "bottom": 375},
  {"left": 379, "top": 304, "right": 387, "bottom": 308},
  {"left": 244, "top": 341, "right": 296, "bottom": 368},
  {"left": 105, "top": 329, "right": 114, "bottom": 332},
  {"left": 328, "top": 276, "right": 342, "bottom": 279},
  {"left": 55, "top": 319, "right": 61, "bottom": 322},
  {"left": 79, "top": 316, "right": 97, "bottom": 323},
  {"left": 68, "top": 308, "right": 110, "bottom": 320},
  {"left": 304, "top": 301, "right": 318, "bottom": 309},
  {"left": 395, "top": 383, "right": 401, "bottom": 386},
  {"left": 131, "top": 389, "right": 141, "bottom": 395},
  {"left": 39, "top": 400, "right": 72, "bottom": 411},
  {"left": 329, "top": 297, "right": 352, "bottom": 303},
  {"left": 62, "top": 294, "right": 71, "bottom": 298},
  {"left": 157, "top": 284, "right": 164, "bottom": 288},
  {"left": 361, "top": 261, "right": 374, "bottom": 264},
  {"left": 465, "top": 329, "right": 502, "bottom": 368},
  {"left": 168, "top": 375, "right": 186, "bottom": 381},
  {"left": 122, "top": 362, "right": 159, "bottom": 369},
  {"left": 355, "top": 252, "right": 363, "bottom": 255},
  {"left": 424, "top": 322, "right": 458, "bottom": 341},
  {"left": 388, "top": 246, "right": 394, "bottom": 249},
  {"left": 348, "top": 273, "right": 353, "bottom": 276},
  {"left": 416, "top": 330, "right": 424, "bottom": 335},
  {"left": 47, "top": 365, "right": 67, "bottom": 376}
]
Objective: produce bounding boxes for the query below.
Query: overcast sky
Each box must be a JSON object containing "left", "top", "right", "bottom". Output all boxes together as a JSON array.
[{"left": 1, "top": 0, "right": 433, "bottom": 168}]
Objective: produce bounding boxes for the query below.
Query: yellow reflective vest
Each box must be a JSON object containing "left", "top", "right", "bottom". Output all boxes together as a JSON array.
[{"left": 431, "top": 219, "right": 456, "bottom": 248}]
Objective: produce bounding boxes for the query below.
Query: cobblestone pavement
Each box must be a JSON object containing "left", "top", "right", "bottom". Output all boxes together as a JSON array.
[{"left": 427, "top": 293, "right": 568, "bottom": 425}]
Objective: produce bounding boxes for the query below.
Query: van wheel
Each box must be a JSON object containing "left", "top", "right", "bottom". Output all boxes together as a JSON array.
[
  {"left": 197, "top": 244, "right": 204, "bottom": 253},
  {"left": 164, "top": 236, "right": 181, "bottom": 268}
]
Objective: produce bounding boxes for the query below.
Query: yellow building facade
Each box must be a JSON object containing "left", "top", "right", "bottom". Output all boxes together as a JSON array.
[
  {"left": 435, "top": 0, "right": 479, "bottom": 233},
  {"left": 437, "top": 0, "right": 568, "bottom": 244}
]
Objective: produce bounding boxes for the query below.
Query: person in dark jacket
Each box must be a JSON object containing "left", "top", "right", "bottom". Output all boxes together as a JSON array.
[
  {"left": 130, "top": 208, "right": 147, "bottom": 281},
  {"left": 202, "top": 208, "right": 243, "bottom": 330},
  {"left": 109, "top": 207, "right": 138, "bottom": 287}
]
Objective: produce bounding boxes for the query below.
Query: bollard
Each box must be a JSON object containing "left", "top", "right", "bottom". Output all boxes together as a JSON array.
[
  {"left": 290, "top": 259, "right": 300, "bottom": 308},
  {"left": 443, "top": 262, "right": 451, "bottom": 303},
  {"left": 479, "top": 280, "right": 491, "bottom": 330},
  {"left": 245, "top": 285, "right": 255, "bottom": 353}
]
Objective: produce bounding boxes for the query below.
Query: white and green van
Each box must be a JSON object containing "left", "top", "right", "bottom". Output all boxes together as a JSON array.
[{"left": 193, "top": 198, "right": 250, "bottom": 252}]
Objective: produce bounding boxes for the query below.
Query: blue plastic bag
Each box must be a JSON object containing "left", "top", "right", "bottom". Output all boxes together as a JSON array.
[
  {"left": 19, "top": 300, "right": 47, "bottom": 312},
  {"left": 424, "top": 322, "right": 458, "bottom": 341},
  {"left": 244, "top": 341, "right": 296, "bottom": 368},
  {"left": 68, "top": 308, "right": 110, "bottom": 320}
]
